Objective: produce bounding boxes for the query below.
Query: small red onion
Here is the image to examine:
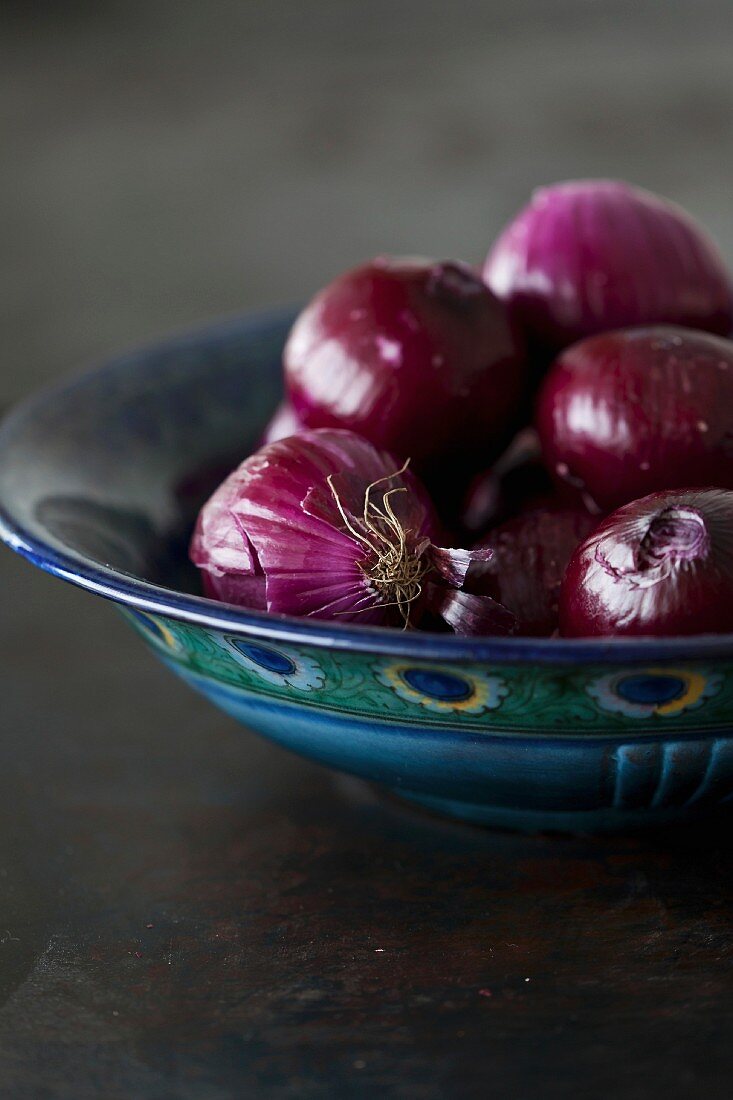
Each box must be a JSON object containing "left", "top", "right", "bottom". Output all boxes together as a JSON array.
[
  {"left": 460, "top": 427, "right": 554, "bottom": 536},
  {"left": 536, "top": 326, "right": 733, "bottom": 512},
  {"left": 259, "top": 400, "right": 303, "bottom": 446},
  {"left": 469, "top": 508, "right": 597, "bottom": 636},
  {"left": 190, "top": 428, "right": 514, "bottom": 635},
  {"left": 560, "top": 489, "right": 733, "bottom": 637},
  {"left": 460, "top": 467, "right": 503, "bottom": 537},
  {"left": 284, "top": 256, "right": 527, "bottom": 474},
  {"left": 484, "top": 180, "right": 733, "bottom": 351}
]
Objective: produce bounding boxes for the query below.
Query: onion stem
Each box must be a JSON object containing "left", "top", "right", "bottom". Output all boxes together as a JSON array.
[{"left": 326, "top": 462, "right": 429, "bottom": 625}]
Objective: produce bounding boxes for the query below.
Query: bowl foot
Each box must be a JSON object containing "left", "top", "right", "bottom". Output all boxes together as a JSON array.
[{"left": 392, "top": 789, "right": 717, "bottom": 834}]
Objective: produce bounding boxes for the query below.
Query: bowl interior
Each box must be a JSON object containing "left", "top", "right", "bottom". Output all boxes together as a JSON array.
[{"left": 0, "top": 310, "right": 291, "bottom": 595}]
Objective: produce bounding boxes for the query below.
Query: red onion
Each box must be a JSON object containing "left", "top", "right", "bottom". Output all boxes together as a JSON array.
[
  {"left": 469, "top": 508, "right": 597, "bottom": 636},
  {"left": 190, "top": 428, "right": 515, "bottom": 635},
  {"left": 259, "top": 400, "right": 303, "bottom": 446},
  {"left": 560, "top": 489, "right": 733, "bottom": 637},
  {"left": 536, "top": 326, "right": 733, "bottom": 512},
  {"left": 460, "top": 427, "right": 554, "bottom": 536},
  {"left": 484, "top": 180, "right": 733, "bottom": 351},
  {"left": 284, "top": 256, "right": 527, "bottom": 474}
]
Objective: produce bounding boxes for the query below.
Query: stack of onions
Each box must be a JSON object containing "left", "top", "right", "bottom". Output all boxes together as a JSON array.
[{"left": 192, "top": 179, "right": 733, "bottom": 638}]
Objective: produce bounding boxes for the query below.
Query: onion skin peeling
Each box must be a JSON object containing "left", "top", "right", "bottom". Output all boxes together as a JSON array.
[
  {"left": 559, "top": 489, "right": 733, "bottom": 636},
  {"left": 190, "top": 429, "right": 516, "bottom": 635}
]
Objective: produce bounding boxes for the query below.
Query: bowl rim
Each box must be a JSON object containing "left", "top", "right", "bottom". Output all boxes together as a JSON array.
[{"left": 3, "top": 309, "right": 733, "bottom": 666}]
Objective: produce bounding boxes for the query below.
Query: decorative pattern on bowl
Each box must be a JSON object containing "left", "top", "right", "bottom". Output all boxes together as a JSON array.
[
  {"left": 122, "top": 607, "right": 733, "bottom": 830},
  {"left": 127, "top": 609, "right": 732, "bottom": 735}
]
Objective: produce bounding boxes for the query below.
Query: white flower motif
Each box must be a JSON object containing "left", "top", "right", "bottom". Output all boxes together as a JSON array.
[
  {"left": 222, "top": 637, "right": 325, "bottom": 692},
  {"left": 587, "top": 668, "right": 722, "bottom": 718}
]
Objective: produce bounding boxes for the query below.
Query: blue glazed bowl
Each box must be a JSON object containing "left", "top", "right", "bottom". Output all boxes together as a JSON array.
[{"left": 1, "top": 310, "right": 733, "bottom": 832}]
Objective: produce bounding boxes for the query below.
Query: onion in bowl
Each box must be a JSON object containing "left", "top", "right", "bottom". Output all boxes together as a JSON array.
[
  {"left": 284, "top": 256, "right": 527, "bottom": 475},
  {"left": 536, "top": 326, "right": 733, "bottom": 512},
  {"left": 259, "top": 399, "right": 303, "bottom": 446},
  {"left": 459, "top": 427, "right": 558, "bottom": 536},
  {"left": 190, "top": 428, "right": 515, "bottom": 635},
  {"left": 469, "top": 508, "right": 598, "bottom": 636},
  {"left": 560, "top": 488, "right": 733, "bottom": 637},
  {"left": 484, "top": 180, "right": 733, "bottom": 352}
]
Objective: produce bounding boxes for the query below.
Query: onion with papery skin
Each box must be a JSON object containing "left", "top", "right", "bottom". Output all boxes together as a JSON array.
[
  {"left": 284, "top": 256, "right": 527, "bottom": 474},
  {"left": 560, "top": 489, "right": 733, "bottom": 637},
  {"left": 484, "top": 180, "right": 733, "bottom": 352},
  {"left": 190, "top": 428, "right": 515, "bottom": 635},
  {"left": 536, "top": 326, "right": 733, "bottom": 512},
  {"left": 468, "top": 508, "right": 597, "bottom": 635}
]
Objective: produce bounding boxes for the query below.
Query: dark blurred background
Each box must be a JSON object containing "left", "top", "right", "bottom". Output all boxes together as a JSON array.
[
  {"left": 4, "top": 0, "right": 733, "bottom": 406},
  {"left": 2, "top": 4, "right": 733, "bottom": 1095}
]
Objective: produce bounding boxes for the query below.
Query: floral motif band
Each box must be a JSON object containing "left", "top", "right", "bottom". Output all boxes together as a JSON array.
[{"left": 125, "top": 609, "right": 729, "bottom": 735}]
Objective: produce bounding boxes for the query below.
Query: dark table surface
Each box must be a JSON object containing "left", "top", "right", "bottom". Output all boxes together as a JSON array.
[
  {"left": 2, "top": 2, "right": 733, "bottom": 1097},
  {"left": 2, "top": 559, "right": 732, "bottom": 1099}
]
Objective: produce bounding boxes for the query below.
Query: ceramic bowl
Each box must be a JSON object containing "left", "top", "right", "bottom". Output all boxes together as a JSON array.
[{"left": 1, "top": 310, "right": 733, "bottom": 832}]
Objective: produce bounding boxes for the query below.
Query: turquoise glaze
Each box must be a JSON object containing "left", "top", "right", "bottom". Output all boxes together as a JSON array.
[{"left": 1, "top": 310, "right": 732, "bottom": 831}]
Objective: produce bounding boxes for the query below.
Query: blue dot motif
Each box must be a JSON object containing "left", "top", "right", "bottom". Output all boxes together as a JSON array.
[
  {"left": 231, "top": 641, "right": 296, "bottom": 675},
  {"left": 616, "top": 674, "right": 686, "bottom": 707},
  {"left": 401, "top": 668, "right": 473, "bottom": 702}
]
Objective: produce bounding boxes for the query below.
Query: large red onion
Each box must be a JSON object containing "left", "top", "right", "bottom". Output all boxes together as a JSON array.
[
  {"left": 284, "top": 256, "right": 527, "bottom": 474},
  {"left": 469, "top": 508, "right": 597, "bottom": 636},
  {"left": 536, "top": 326, "right": 733, "bottom": 512},
  {"left": 484, "top": 180, "right": 733, "bottom": 351},
  {"left": 560, "top": 489, "right": 733, "bottom": 637},
  {"left": 190, "top": 428, "right": 514, "bottom": 635}
]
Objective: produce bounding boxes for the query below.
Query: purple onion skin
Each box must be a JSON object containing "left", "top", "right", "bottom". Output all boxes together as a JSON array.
[
  {"left": 484, "top": 180, "right": 733, "bottom": 352},
  {"left": 284, "top": 256, "right": 527, "bottom": 473},
  {"left": 459, "top": 427, "right": 556, "bottom": 536},
  {"left": 536, "top": 326, "right": 733, "bottom": 513},
  {"left": 560, "top": 489, "right": 733, "bottom": 637},
  {"left": 190, "top": 428, "right": 441, "bottom": 625},
  {"left": 259, "top": 400, "right": 303, "bottom": 446},
  {"left": 470, "top": 508, "right": 597, "bottom": 636},
  {"left": 190, "top": 427, "right": 513, "bottom": 635}
]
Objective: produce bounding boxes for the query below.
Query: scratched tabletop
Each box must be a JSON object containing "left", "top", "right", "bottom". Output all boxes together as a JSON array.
[{"left": 2, "top": 2, "right": 733, "bottom": 1097}]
